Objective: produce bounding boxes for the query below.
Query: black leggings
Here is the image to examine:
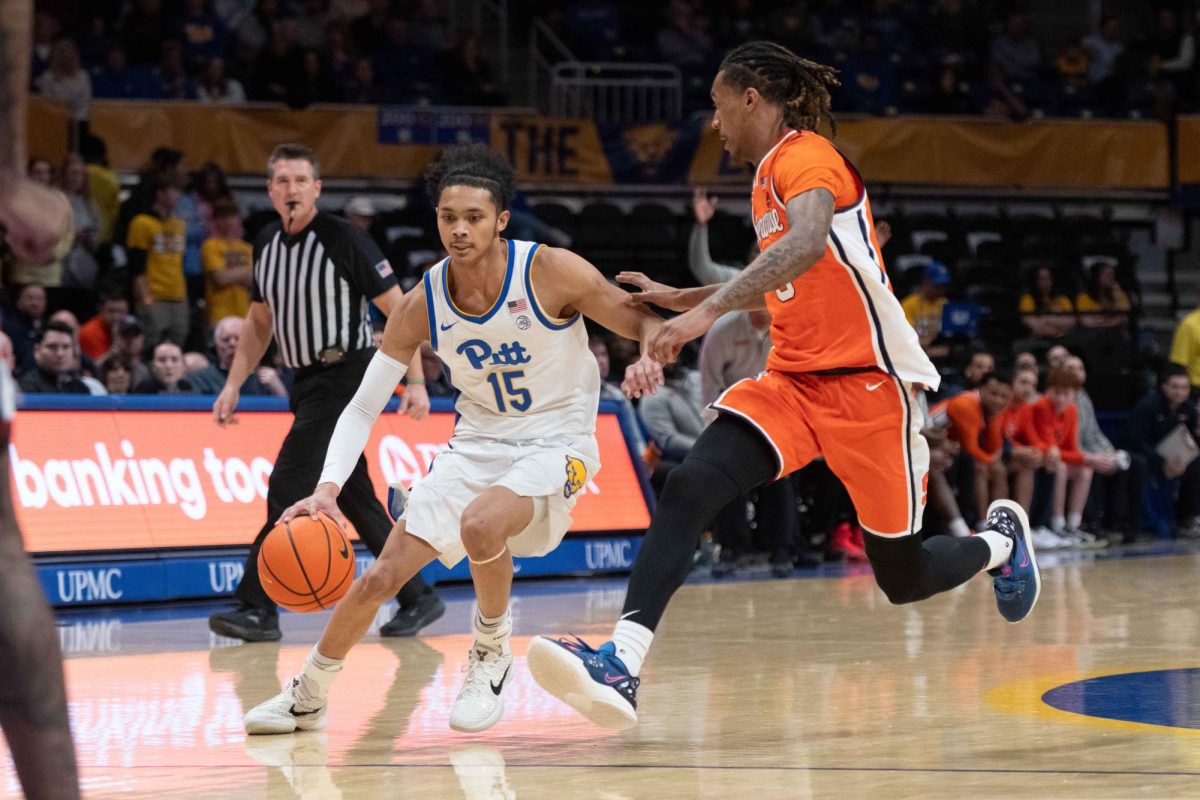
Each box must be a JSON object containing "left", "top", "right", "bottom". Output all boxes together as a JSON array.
[{"left": 620, "top": 415, "right": 992, "bottom": 631}]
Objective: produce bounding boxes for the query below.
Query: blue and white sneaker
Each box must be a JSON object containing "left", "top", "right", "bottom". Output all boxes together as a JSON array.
[
  {"left": 985, "top": 499, "right": 1040, "bottom": 623},
  {"left": 527, "top": 635, "right": 640, "bottom": 731}
]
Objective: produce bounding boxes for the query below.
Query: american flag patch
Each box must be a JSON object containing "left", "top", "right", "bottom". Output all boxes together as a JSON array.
[
  {"left": 374, "top": 259, "right": 394, "bottom": 278},
  {"left": 507, "top": 298, "right": 528, "bottom": 314}
]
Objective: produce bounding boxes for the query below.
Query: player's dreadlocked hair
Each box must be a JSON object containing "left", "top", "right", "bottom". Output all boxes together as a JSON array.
[
  {"left": 425, "top": 144, "right": 517, "bottom": 212},
  {"left": 719, "top": 41, "right": 841, "bottom": 134}
]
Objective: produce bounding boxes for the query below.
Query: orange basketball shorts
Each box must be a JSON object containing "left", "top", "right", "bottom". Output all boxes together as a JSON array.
[{"left": 712, "top": 369, "right": 930, "bottom": 536}]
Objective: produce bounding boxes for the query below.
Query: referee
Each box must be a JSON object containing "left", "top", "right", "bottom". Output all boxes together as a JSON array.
[{"left": 208, "top": 143, "right": 443, "bottom": 642}]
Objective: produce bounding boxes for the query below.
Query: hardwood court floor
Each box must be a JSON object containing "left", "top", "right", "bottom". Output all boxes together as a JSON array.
[{"left": 6, "top": 547, "right": 1200, "bottom": 799}]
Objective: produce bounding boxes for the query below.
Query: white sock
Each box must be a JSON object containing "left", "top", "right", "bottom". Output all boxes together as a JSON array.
[
  {"left": 1067, "top": 512, "right": 1082, "bottom": 531},
  {"left": 474, "top": 608, "right": 512, "bottom": 655},
  {"left": 611, "top": 619, "right": 654, "bottom": 677},
  {"left": 298, "top": 646, "right": 343, "bottom": 701},
  {"left": 1051, "top": 515, "right": 1066, "bottom": 533},
  {"left": 948, "top": 517, "right": 971, "bottom": 538},
  {"left": 976, "top": 530, "right": 1014, "bottom": 572}
]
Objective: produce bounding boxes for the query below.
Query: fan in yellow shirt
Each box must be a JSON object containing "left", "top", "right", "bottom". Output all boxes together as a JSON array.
[
  {"left": 201, "top": 200, "right": 252, "bottom": 325},
  {"left": 1171, "top": 305, "right": 1200, "bottom": 386},
  {"left": 1076, "top": 261, "right": 1131, "bottom": 328},
  {"left": 126, "top": 174, "right": 187, "bottom": 346},
  {"left": 900, "top": 260, "right": 950, "bottom": 357}
]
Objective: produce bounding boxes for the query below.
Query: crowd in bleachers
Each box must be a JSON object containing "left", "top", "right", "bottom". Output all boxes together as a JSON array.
[
  {"left": 535, "top": 0, "right": 1199, "bottom": 119},
  {"left": 28, "top": 1, "right": 1200, "bottom": 122},
  {"left": 31, "top": 0, "right": 503, "bottom": 118}
]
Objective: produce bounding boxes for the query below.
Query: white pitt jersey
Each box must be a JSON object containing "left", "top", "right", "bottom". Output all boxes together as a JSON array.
[{"left": 423, "top": 239, "right": 600, "bottom": 441}]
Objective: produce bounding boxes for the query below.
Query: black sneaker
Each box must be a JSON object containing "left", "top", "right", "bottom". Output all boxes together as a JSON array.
[
  {"left": 379, "top": 591, "right": 445, "bottom": 637},
  {"left": 209, "top": 605, "right": 282, "bottom": 642}
]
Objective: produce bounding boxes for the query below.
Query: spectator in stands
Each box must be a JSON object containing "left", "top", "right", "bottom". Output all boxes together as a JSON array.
[
  {"left": 322, "top": 21, "right": 355, "bottom": 87},
  {"left": 1083, "top": 13, "right": 1126, "bottom": 114},
  {"left": 638, "top": 361, "right": 704, "bottom": 492},
  {"left": 123, "top": 0, "right": 173, "bottom": 65},
  {"left": 1125, "top": 364, "right": 1200, "bottom": 538},
  {"left": 990, "top": 9, "right": 1045, "bottom": 87},
  {"left": 928, "top": 61, "right": 977, "bottom": 115},
  {"left": 841, "top": 31, "right": 898, "bottom": 116},
  {"left": 442, "top": 35, "right": 505, "bottom": 106},
  {"left": 201, "top": 199, "right": 252, "bottom": 326},
  {"left": 1046, "top": 344, "right": 1069, "bottom": 371},
  {"left": 1076, "top": 260, "right": 1131, "bottom": 327},
  {"left": 939, "top": 371, "right": 1012, "bottom": 528},
  {"left": 1033, "top": 366, "right": 1097, "bottom": 545},
  {"left": 1171, "top": 294, "right": 1200, "bottom": 387},
  {"left": 81, "top": 135, "right": 120, "bottom": 246},
  {"left": 156, "top": 40, "right": 196, "bottom": 100},
  {"left": 289, "top": 49, "right": 341, "bottom": 108},
  {"left": 79, "top": 292, "right": 129, "bottom": 361},
  {"left": 350, "top": 0, "right": 391, "bottom": 56},
  {"left": 91, "top": 43, "right": 163, "bottom": 99},
  {"left": 344, "top": 196, "right": 377, "bottom": 236},
  {"left": 342, "top": 57, "right": 389, "bottom": 104},
  {"left": 187, "top": 316, "right": 285, "bottom": 396},
  {"left": 49, "top": 310, "right": 105, "bottom": 395},
  {"left": 197, "top": 57, "right": 247, "bottom": 104},
  {"left": 116, "top": 147, "right": 185, "bottom": 246},
  {"left": 1018, "top": 264, "right": 1075, "bottom": 339},
  {"left": 901, "top": 261, "right": 950, "bottom": 359},
  {"left": 134, "top": 341, "right": 196, "bottom": 394},
  {"left": 0, "top": 332, "right": 16, "bottom": 373},
  {"left": 587, "top": 333, "right": 645, "bottom": 451},
  {"left": 58, "top": 154, "right": 102, "bottom": 313},
  {"left": 1002, "top": 366, "right": 1045, "bottom": 514},
  {"left": 687, "top": 188, "right": 741, "bottom": 285},
  {"left": 176, "top": 0, "right": 227, "bottom": 72},
  {"left": 296, "top": 0, "right": 332, "bottom": 51},
  {"left": 1065, "top": 354, "right": 1130, "bottom": 537},
  {"left": 30, "top": 12, "right": 59, "bottom": 83},
  {"left": 656, "top": 0, "right": 714, "bottom": 70},
  {"left": 1146, "top": 5, "right": 1196, "bottom": 111},
  {"left": 98, "top": 354, "right": 134, "bottom": 395},
  {"left": 940, "top": 348, "right": 994, "bottom": 397},
  {"left": 17, "top": 321, "right": 88, "bottom": 394},
  {"left": 36, "top": 39, "right": 92, "bottom": 139},
  {"left": 3, "top": 283, "right": 48, "bottom": 374},
  {"left": 127, "top": 171, "right": 188, "bottom": 348},
  {"left": 1015, "top": 350, "right": 1039, "bottom": 375},
  {"left": 97, "top": 315, "right": 153, "bottom": 388}
]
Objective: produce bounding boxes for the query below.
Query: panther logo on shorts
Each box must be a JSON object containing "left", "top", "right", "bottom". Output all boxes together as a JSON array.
[{"left": 563, "top": 455, "right": 588, "bottom": 499}]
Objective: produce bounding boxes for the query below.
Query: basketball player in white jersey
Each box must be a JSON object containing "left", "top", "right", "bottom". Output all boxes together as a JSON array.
[{"left": 242, "top": 145, "right": 664, "bottom": 735}]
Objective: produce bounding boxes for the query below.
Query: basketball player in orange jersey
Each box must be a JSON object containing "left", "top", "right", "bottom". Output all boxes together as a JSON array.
[
  {"left": 0, "top": 3, "right": 82, "bottom": 797},
  {"left": 528, "top": 41, "right": 1041, "bottom": 731}
]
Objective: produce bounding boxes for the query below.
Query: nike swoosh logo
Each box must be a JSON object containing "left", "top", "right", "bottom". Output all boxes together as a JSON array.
[
  {"left": 618, "top": 610, "right": 640, "bottom": 621},
  {"left": 440, "top": 322, "right": 457, "bottom": 331},
  {"left": 490, "top": 664, "right": 511, "bottom": 695},
  {"left": 289, "top": 705, "right": 321, "bottom": 717},
  {"left": 866, "top": 380, "right": 887, "bottom": 392},
  {"left": 603, "top": 673, "right": 626, "bottom": 684},
  {"left": 338, "top": 538, "right": 349, "bottom": 559}
]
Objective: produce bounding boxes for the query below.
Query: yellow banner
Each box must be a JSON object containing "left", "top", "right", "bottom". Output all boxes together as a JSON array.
[
  {"left": 490, "top": 115, "right": 612, "bottom": 183},
  {"left": 1176, "top": 116, "right": 1200, "bottom": 184},
  {"left": 688, "top": 116, "right": 1169, "bottom": 190}
]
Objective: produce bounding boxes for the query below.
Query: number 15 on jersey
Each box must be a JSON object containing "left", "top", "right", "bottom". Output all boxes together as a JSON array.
[{"left": 486, "top": 370, "right": 532, "bottom": 413}]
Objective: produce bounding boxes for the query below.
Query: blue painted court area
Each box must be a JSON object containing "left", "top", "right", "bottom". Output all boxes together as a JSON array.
[{"left": 1043, "top": 669, "right": 1200, "bottom": 730}]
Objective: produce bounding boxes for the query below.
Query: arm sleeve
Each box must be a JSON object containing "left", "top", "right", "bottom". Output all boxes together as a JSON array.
[
  {"left": 318, "top": 350, "right": 408, "bottom": 489},
  {"left": 688, "top": 225, "right": 741, "bottom": 286},
  {"left": 342, "top": 224, "right": 396, "bottom": 298}
]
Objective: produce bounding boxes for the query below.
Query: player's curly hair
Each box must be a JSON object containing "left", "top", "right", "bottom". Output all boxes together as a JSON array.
[
  {"left": 718, "top": 41, "right": 841, "bottom": 134},
  {"left": 424, "top": 144, "right": 517, "bottom": 212}
]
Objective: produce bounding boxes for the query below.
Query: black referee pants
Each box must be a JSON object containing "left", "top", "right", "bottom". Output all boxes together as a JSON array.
[{"left": 236, "top": 348, "right": 433, "bottom": 612}]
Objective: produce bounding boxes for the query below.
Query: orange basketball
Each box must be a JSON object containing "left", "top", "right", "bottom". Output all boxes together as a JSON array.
[{"left": 258, "top": 512, "right": 355, "bottom": 612}]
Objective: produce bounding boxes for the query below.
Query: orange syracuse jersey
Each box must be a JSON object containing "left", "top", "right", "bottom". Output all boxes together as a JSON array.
[{"left": 751, "top": 130, "right": 939, "bottom": 388}]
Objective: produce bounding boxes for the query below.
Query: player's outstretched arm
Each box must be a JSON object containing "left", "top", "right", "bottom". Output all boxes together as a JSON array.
[
  {"left": 533, "top": 247, "right": 666, "bottom": 345},
  {"left": 638, "top": 188, "right": 833, "bottom": 363},
  {"left": 616, "top": 271, "right": 765, "bottom": 312},
  {"left": 279, "top": 287, "right": 430, "bottom": 525}
]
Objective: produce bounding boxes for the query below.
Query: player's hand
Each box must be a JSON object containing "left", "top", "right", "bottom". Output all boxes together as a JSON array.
[
  {"left": 617, "top": 272, "right": 691, "bottom": 312},
  {"left": 398, "top": 382, "right": 430, "bottom": 420},
  {"left": 645, "top": 305, "right": 718, "bottom": 364},
  {"left": 0, "top": 176, "right": 70, "bottom": 264},
  {"left": 873, "top": 219, "right": 892, "bottom": 249},
  {"left": 278, "top": 483, "right": 347, "bottom": 527},
  {"left": 213, "top": 385, "right": 240, "bottom": 427},
  {"left": 622, "top": 355, "right": 665, "bottom": 399},
  {"left": 692, "top": 187, "right": 718, "bottom": 226}
]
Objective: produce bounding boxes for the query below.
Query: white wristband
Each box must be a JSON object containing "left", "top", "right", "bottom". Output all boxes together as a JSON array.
[{"left": 318, "top": 350, "right": 408, "bottom": 490}]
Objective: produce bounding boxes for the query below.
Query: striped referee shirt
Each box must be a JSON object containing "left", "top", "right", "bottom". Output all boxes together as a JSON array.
[{"left": 251, "top": 212, "right": 396, "bottom": 369}]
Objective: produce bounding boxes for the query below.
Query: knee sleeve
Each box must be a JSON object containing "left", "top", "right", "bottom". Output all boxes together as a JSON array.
[{"left": 864, "top": 532, "right": 989, "bottom": 605}]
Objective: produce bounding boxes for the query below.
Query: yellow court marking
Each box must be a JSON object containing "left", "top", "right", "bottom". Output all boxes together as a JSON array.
[{"left": 985, "top": 665, "right": 1200, "bottom": 737}]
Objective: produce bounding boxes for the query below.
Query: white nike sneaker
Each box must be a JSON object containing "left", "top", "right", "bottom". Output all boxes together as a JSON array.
[
  {"left": 244, "top": 677, "right": 328, "bottom": 735},
  {"left": 449, "top": 646, "right": 513, "bottom": 733}
]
